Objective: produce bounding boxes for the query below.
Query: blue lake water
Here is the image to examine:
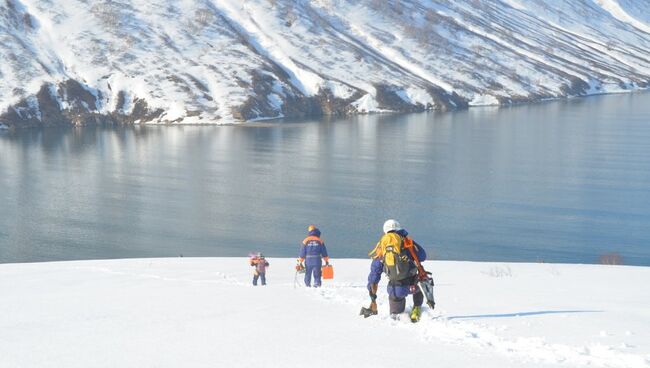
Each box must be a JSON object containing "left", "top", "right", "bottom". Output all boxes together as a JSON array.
[{"left": 1, "top": 92, "right": 650, "bottom": 265}]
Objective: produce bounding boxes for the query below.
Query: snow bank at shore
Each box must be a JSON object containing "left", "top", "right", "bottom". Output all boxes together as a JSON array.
[{"left": 1, "top": 258, "right": 649, "bottom": 368}]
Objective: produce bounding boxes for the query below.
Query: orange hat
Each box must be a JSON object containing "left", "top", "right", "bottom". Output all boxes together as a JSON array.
[{"left": 308, "top": 224, "right": 317, "bottom": 232}]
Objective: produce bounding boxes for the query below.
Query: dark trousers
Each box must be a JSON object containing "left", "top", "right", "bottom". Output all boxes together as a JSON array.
[
  {"left": 389, "top": 286, "right": 423, "bottom": 314},
  {"left": 253, "top": 272, "right": 266, "bottom": 286},
  {"left": 304, "top": 264, "right": 322, "bottom": 287}
]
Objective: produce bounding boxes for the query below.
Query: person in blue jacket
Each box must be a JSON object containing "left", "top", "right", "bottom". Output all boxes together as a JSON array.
[
  {"left": 298, "top": 225, "right": 330, "bottom": 287},
  {"left": 367, "top": 219, "right": 426, "bottom": 320}
]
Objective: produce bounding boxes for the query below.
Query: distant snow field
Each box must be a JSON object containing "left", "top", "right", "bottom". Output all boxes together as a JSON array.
[{"left": 1, "top": 258, "right": 649, "bottom": 368}]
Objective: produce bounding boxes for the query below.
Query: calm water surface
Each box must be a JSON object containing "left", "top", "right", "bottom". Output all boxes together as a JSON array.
[{"left": 1, "top": 93, "right": 650, "bottom": 265}]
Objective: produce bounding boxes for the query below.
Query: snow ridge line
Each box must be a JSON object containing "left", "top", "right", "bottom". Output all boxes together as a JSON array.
[
  {"left": 343, "top": 23, "right": 455, "bottom": 94},
  {"left": 210, "top": 0, "right": 323, "bottom": 96},
  {"left": 538, "top": 19, "right": 650, "bottom": 76},
  {"left": 594, "top": 0, "right": 650, "bottom": 34},
  {"left": 442, "top": 9, "right": 590, "bottom": 83},
  {"left": 483, "top": 3, "right": 647, "bottom": 79},
  {"left": 325, "top": 2, "right": 455, "bottom": 94}
]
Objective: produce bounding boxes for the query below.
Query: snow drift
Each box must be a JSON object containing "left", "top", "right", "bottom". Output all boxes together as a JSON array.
[
  {"left": 1, "top": 257, "right": 649, "bottom": 368},
  {"left": 1, "top": 0, "right": 649, "bottom": 128}
]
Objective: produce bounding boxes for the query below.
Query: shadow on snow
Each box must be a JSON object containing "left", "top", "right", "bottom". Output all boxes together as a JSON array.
[{"left": 446, "top": 310, "right": 603, "bottom": 320}]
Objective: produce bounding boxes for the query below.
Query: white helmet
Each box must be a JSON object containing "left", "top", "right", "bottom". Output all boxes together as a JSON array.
[{"left": 383, "top": 219, "right": 402, "bottom": 234}]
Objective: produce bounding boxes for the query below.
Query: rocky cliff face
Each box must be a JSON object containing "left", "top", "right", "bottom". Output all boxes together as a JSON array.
[{"left": 1, "top": 0, "right": 649, "bottom": 128}]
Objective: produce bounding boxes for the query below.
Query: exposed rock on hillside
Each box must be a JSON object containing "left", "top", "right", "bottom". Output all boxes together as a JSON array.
[{"left": 1, "top": 0, "right": 649, "bottom": 128}]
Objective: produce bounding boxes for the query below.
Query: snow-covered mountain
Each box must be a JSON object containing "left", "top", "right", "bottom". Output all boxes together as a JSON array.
[{"left": 1, "top": 0, "right": 649, "bottom": 128}]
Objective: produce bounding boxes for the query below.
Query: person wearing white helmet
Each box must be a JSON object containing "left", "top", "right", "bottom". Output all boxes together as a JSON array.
[
  {"left": 363, "top": 219, "right": 428, "bottom": 322},
  {"left": 383, "top": 219, "right": 402, "bottom": 234}
]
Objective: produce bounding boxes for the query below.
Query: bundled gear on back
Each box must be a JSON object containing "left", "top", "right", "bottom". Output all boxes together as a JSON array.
[
  {"left": 374, "top": 232, "right": 419, "bottom": 282},
  {"left": 406, "top": 242, "right": 436, "bottom": 310}
]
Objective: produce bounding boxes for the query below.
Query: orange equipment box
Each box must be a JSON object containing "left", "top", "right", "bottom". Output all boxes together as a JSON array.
[{"left": 322, "top": 265, "right": 334, "bottom": 280}]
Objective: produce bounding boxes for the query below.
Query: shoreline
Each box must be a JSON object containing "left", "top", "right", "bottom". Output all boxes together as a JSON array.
[
  {"left": 2, "top": 88, "right": 649, "bottom": 131},
  {"left": 1, "top": 256, "right": 647, "bottom": 268}
]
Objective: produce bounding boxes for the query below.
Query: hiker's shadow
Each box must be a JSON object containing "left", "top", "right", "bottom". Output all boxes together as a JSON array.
[{"left": 446, "top": 310, "right": 602, "bottom": 320}]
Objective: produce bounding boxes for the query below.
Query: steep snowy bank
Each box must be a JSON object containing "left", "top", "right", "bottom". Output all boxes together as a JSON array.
[
  {"left": 1, "top": 258, "right": 649, "bottom": 368},
  {"left": 1, "top": 0, "right": 649, "bottom": 128}
]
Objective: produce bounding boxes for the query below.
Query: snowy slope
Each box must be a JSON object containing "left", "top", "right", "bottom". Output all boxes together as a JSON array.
[
  {"left": 1, "top": 0, "right": 649, "bottom": 128},
  {"left": 1, "top": 258, "right": 649, "bottom": 368}
]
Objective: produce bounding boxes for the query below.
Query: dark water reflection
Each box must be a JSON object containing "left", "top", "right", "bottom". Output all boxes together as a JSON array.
[{"left": 1, "top": 92, "right": 650, "bottom": 265}]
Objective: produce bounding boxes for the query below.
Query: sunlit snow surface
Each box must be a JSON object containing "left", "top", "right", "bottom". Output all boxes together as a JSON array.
[
  {"left": 1, "top": 258, "right": 649, "bottom": 368},
  {"left": 1, "top": 0, "right": 649, "bottom": 124}
]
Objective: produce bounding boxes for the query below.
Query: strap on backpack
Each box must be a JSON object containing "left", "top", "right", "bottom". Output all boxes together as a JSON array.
[{"left": 405, "top": 238, "right": 428, "bottom": 281}]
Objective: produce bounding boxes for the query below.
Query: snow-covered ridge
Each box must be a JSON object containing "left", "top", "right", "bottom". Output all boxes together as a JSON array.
[
  {"left": 1, "top": 257, "right": 649, "bottom": 368},
  {"left": 1, "top": 0, "right": 649, "bottom": 128}
]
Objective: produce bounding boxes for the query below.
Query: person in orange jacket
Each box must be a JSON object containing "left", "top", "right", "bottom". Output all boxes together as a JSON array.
[{"left": 298, "top": 225, "right": 329, "bottom": 287}]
